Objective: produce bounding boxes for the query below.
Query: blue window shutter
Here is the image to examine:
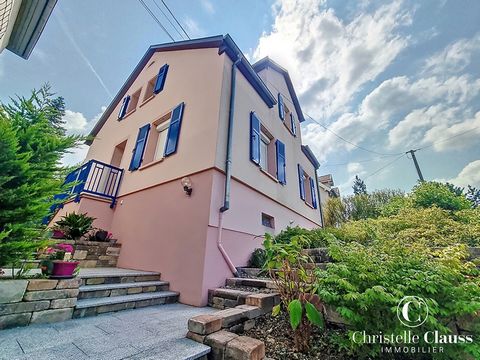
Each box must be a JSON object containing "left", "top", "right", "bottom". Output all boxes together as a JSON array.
[
  {"left": 118, "top": 95, "right": 130, "bottom": 120},
  {"left": 164, "top": 102, "right": 185, "bottom": 156},
  {"left": 250, "top": 112, "right": 261, "bottom": 165},
  {"left": 278, "top": 93, "right": 285, "bottom": 121},
  {"left": 276, "top": 140, "right": 286, "bottom": 184},
  {"left": 154, "top": 64, "right": 169, "bottom": 94},
  {"left": 310, "top": 177, "right": 317, "bottom": 209},
  {"left": 290, "top": 113, "right": 297, "bottom": 136},
  {"left": 298, "top": 164, "right": 305, "bottom": 200},
  {"left": 129, "top": 124, "right": 150, "bottom": 171}
]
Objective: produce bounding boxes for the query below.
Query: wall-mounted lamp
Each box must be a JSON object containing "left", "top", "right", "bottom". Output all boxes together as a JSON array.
[{"left": 181, "top": 177, "right": 193, "bottom": 196}]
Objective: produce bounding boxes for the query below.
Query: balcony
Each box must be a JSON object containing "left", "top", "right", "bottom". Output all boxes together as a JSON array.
[{"left": 59, "top": 159, "right": 124, "bottom": 208}]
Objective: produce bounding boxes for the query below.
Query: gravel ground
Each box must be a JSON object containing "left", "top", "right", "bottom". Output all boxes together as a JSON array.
[{"left": 244, "top": 313, "right": 354, "bottom": 360}]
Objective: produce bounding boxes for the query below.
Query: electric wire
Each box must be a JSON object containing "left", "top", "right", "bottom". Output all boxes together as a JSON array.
[
  {"left": 138, "top": 0, "right": 176, "bottom": 42},
  {"left": 151, "top": 0, "right": 186, "bottom": 40},
  {"left": 363, "top": 154, "right": 406, "bottom": 180},
  {"left": 160, "top": 0, "right": 190, "bottom": 40}
]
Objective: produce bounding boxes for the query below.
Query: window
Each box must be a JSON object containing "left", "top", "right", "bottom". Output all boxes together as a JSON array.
[
  {"left": 110, "top": 140, "right": 127, "bottom": 168},
  {"left": 126, "top": 89, "right": 141, "bottom": 114},
  {"left": 250, "top": 112, "right": 286, "bottom": 183},
  {"left": 297, "top": 164, "right": 318, "bottom": 208},
  {"left": 154, "top": 64, "right": 169, "bottom": 94},
  {"left": 262, "top": 213, "right": 275, "bottom": 229},
  {"left": 138, "top": 102, "right": 185, "bottom": 168},
  {"left": 143, "top": 77, "right": 156, "bottom": 102}
]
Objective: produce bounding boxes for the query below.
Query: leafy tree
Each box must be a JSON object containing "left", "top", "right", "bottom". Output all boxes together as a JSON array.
[
  {"left": 412, "top": 181, "right": 471, "bottom": 211},
  {"left": 0, "top": 86, "right": 81, "bottom": 274},
  {"left": 466, "top": 185, "right": 480, "bottom": 208},
  {"left": 352, "top": 175, "right": 367, "bottom": 195}
]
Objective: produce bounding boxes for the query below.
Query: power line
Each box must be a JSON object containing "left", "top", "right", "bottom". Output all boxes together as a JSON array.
[
  {"left": 160, "top": 0, "right": 190, "bottom": 40},
  {"left": 138, "top": 0, "right": 176, "bottom": 42},
  {"left": 322, "top": 155, "right": 395, "bottom": 167},
  {"left": 417, "top": 125, "right": 480, "bottom": 151},
  {"left": 363, "top": 154, "right": 406, "bottom": 180},
  {"left": 151, "top": 0, "right": 186, "bottom": 40}
]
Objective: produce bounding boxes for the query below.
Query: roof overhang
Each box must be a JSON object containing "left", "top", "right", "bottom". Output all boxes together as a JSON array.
[
  {"left": 87, "top": 34, "right": 276, "bottom": 144},
  {"left": 5, "top": 0, "right": 57, "bottom": 59},
  {"left": 302, "top": 145, "right": 320, "bottom": 170},
  {"left": 252, "top": 57, "right": 306, "bottom": 123}
]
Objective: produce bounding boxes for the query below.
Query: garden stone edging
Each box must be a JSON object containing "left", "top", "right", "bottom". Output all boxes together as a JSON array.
[
  {"left": 0, "top": 277, "right": 80, "bottom": 330},
  {"left": 56, "top": 239, "right": 121, "bottom": 268},
  {"left": 187, "top": 292, "right": 280, "bottom": 359}
]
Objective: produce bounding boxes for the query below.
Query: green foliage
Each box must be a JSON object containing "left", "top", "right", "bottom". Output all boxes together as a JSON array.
[
  {"left": 412, "top": 181, "right": 471, "bottom": 211},
  {"left": 55, "top": 213, "right": 95, "bottom": 240},
  {"left": 264, "top": 233, "right": 325, "bottom": 351},
  {"left": 273, "top": 226, "right": 332, "bottom": 248},
  {"left": 0, "top": 85, "right": 81, "bottom": 272},
  {"left": 316, "top": 236, "right": 480, "bottom": 358},
  {"left": 248, "top": 248, "right": 267, "bottom": 268}
]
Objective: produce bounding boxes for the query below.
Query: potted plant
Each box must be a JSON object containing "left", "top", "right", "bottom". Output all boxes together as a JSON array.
[
  {"left": 40, "top": 243, "right": 79, "bottom": 278},
  {"left": 87, "top": 229, "right": 114, "bottom": 242},
  {"left": 55, "top": 213, "right": 95, "bottom": 240}
]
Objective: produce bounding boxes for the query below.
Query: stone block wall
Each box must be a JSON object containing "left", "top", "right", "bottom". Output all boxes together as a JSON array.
[
  {"left": 60, "top": 239, "right": 121, "bottom": 268},
  {"left": 0, "top": 278, "right": 80, "bottom": 329}
]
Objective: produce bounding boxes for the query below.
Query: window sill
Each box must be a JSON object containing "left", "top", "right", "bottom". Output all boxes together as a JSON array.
[
  {"left": 305, "top": 201, "right": 314, "bottom": 209},
  {"left": 283, "top": 121, "right": 296, "bottom": 136},
  {"left": 260, "top": 168, "right": 279, "bottom": 183},
  {"left": 120, "top": 108, "right": 136, "bottom": 120},
  {"left": 139, "top": 95, "right": 155, "bottom": 108},
  {"left": 139, "top": 157, "right": 164, "bottom": 171}
]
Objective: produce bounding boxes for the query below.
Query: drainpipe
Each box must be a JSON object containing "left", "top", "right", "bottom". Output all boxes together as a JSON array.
[{"left": 217, "top": 53, "right": 242, "bottom": 276}]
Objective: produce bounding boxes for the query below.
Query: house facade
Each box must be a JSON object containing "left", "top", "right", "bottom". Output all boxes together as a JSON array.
[
  {"left": 50, "top": 35, "right": 322, "bottom": 306},
  {"left": 318, "top": 174, "right": 340, "bottom": 208}
]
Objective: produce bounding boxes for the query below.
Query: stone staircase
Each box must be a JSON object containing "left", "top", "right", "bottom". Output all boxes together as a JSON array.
[{"left": 74, "top": 268, "right": 179, "bottom": 318}]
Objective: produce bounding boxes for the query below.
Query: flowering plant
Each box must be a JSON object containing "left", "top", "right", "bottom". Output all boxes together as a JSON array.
[{"left": 43, "top": 243, "right": 74, "bottom": 261}]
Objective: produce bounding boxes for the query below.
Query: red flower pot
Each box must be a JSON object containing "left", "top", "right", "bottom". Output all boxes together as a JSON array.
[{"left": 51, "top": 261, "right": 79, "bottom": 278}]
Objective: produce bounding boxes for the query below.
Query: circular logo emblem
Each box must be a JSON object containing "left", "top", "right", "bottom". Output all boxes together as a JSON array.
[{"left": 397, "top": 296, "right": 429, "bottom": 328}]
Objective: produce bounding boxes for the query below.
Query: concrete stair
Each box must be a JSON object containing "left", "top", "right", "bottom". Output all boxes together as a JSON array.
[{"left": 74, "top": 267, "right": 179, "bottom": 318}]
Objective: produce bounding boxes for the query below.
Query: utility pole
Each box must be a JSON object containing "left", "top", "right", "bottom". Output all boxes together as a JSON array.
[{"left": 406, "top": 149, "right": 424, "bottom": 182}]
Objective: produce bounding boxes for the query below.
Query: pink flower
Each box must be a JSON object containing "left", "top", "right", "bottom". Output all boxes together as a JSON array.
[{"left": 57, "top": 243, "right": 74, "bottom": 253}]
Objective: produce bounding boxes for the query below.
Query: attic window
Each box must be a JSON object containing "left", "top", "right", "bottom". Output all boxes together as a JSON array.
[
  {"left": 126, "top": 89, "right": 141, "bottom": 114},
  {"left": 144, "top": 77, "right": 156, "bottom": 102}
]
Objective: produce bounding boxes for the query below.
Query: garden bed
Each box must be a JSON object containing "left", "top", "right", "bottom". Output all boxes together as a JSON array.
[{"left": 243, "top": 313, "right": 351, "bottom": 360}]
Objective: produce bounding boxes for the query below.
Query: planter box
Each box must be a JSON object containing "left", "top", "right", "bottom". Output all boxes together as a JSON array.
[{"left": 53, "top": 239, "right": 121, "bottom": 268}]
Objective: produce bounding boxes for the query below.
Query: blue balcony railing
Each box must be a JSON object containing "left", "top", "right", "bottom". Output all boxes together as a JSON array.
[{"left": 58, "top": 159, "right": 124, "bottom": 209}]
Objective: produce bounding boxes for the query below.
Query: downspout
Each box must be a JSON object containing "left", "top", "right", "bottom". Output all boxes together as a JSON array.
[
  {"left": 314, "top": 171, "right": 325, "bottom": 227},
  {"left": 217, "top": 53, "right": 242, "bottom": 276}
]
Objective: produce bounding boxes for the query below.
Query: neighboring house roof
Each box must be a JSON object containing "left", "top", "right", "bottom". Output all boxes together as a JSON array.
[
  {"left": 252, "top": 57, "right": 306, "bottom": 123},
  {"left": 319, "top": 174, "right": 334, "bottom": 187},
  {"left": 1, "top": 0, "right": 57, "bottom": 59},
  {"left": 87, "top": 34, "right": 277, "bottom": 144},
  {"left": 301, "top": 145, "right": 320, "bottom": 170}
]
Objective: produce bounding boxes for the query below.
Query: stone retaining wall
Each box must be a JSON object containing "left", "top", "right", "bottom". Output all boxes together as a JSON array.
[
  {"left": 59, "top": 239, "right": 121, "bottom": 268},
  {"left": 0, "top": 278, "right": 80, "bottom": 329}
]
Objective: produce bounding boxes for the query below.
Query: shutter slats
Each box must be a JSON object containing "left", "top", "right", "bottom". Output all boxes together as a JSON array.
[
  {"left": 164, "top": 102, "right": 185, "bottom": 156},
  {"left": 290, "top": 113, "right": 297, "bottom": 136},
  {"left": 298, "top": 164, "right": 305, "bottom": 200},
  {"left": 129, "top": 124, "right": 151, "bottom": 171},
  {"left": 154, "top": 64, "right": 169, "bottom": 94},
  {"left": 278, "top": 93, "right": 285, "bottom": 120},
  {"left": 250, "top": 112, "right": 261, "bottom": 165},
  {"left": 276, "top": 140, "right": 286, "bottom": 184},
  {"left": 118, "top": 95, "right": 130, "bottom": 120},
  {"left": 310, "top": 177, "right": 318, "bottom": 209}
]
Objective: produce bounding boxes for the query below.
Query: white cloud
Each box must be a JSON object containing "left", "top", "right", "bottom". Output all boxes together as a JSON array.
[
  {"left": 447, "top": 160, "right": 480, "bottom": 187},
  {"left": 253, "top": 0, "right": 413, "bottom": 118},
  {"left": 183, "top": 17, "right": 205, "bottom": 37},
  {"left": 61, "top": 145, "right": 89, "bottom": 167},
  {"left": 424, "top": 33, "right": 480, "bottom": 75},
  {"left": 200, "top": 0, "right": 215, "bottom": 14},
  {"left": 63, "top": 110, "right": 88, "bottom": 133},
  {"left": 347, "top": 162, "right": 365, "bottom": 175}
]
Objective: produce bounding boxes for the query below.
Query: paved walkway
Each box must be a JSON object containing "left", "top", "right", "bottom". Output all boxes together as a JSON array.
[{"left": 0, "top": 303, "right": 216, "bottom": 360}]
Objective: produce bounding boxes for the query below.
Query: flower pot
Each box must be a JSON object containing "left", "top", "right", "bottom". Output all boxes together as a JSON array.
[
  {"left": 52, "top": 229, "right": 66, "bottom": 239},
  {"left": 51, "top": 261, "right": 79, "bottom": 278}
]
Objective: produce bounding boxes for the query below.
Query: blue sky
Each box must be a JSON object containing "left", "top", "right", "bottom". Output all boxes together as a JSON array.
[{"left": 1, "top": 0, "right": 479, "bottom": 194}]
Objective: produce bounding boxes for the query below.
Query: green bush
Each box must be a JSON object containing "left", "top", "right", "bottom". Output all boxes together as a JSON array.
[
  {"left": 317, "top": 237, "right": 480, "bottom": 358},
  {"left": 274, "top": 226, "right": 331, "bottom": 248},
  {"left": 412, "top": 181, "right": 471, "bottom": 211},
  {"left": 248, "top": 248, "right": 267, "bottom": 268}
]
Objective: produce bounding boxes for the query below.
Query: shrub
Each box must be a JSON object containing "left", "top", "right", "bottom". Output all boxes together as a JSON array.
[
  {"left": 274, "top": 226, "right": 330, "bottom": 248},
  {"left": 55, "top": 213, "right": 95, "bottom": 240},
  {"left": 412, "top": 181, "right": 471, "bottom": 211},
  {"left": 248, "top": 248, "right": 267, "bottom": 268},
  {"left": 317, "top": 237, "right": 480, "bottom": 358},
  {"left": 0, "top": 86, "right": 80, "bottom": 274},
  {"left": 264, "top": 234, "right": 325, "bottom": 352}
]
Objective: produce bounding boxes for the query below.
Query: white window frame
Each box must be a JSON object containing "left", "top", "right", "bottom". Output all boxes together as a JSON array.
[
  {"left": 259, "top": 131, "right": 270, "bottom": 171},
  {"left": 154, "top": 121, "right": 170, "bottom": 161}
]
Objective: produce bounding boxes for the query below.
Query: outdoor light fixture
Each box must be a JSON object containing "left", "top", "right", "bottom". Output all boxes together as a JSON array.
[{"left": 181, "top": 177, "right": 193, "bottom": 196}]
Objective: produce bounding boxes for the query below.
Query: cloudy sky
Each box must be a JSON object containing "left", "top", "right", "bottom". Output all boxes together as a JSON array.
[{"left": 1, "top": 0, "right": 479, "bottom": 194}]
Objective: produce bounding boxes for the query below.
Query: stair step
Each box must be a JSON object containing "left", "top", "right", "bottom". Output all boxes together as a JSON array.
[
  {"left": 79, "top": 267, "right": 161, "bottom": 286},
  {"left": 74, "top": 291, "right": 179, "bottom": 318},
  {"left": 78, "top": 281, "right": 170, "bottom": 299}
]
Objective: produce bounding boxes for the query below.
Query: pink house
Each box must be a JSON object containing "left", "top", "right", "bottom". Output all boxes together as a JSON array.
[{"left": 49, "top": 35, "right": 322, "bottom": 306}]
